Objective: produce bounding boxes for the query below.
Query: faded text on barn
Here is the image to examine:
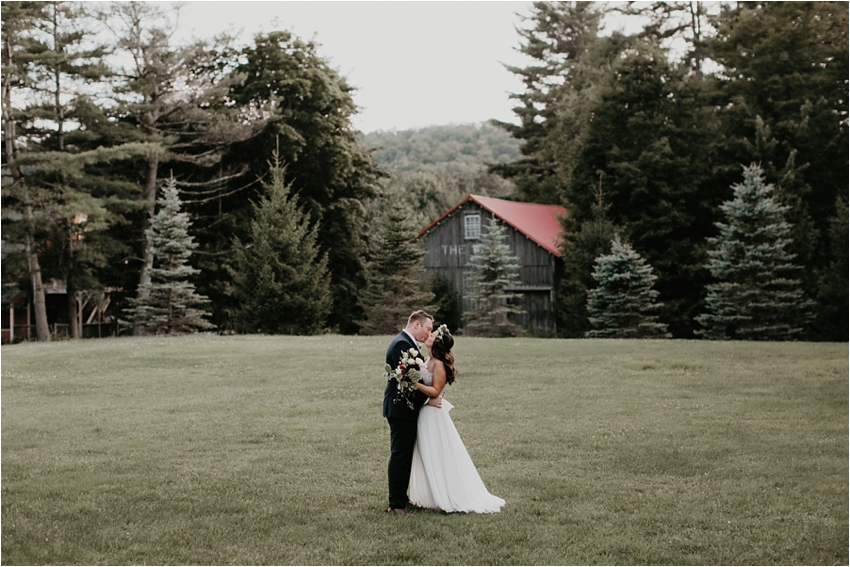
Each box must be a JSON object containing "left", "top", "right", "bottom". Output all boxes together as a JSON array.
[{"left": 417, "top": 195, "right": 566, "bottom": 333}]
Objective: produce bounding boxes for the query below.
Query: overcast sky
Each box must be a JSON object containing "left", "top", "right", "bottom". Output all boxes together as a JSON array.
[{"left": 174, "top": 1, "right": 536, "bottom": 133}]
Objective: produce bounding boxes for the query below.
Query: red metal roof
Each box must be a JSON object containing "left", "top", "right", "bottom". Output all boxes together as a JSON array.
[{"left": 418, "top": 195, "right": 567, "bottom": 257}]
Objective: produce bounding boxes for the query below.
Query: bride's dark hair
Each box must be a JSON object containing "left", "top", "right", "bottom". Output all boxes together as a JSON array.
[{"left": 430, "top": 328, "right": 456, "bottom": 385}]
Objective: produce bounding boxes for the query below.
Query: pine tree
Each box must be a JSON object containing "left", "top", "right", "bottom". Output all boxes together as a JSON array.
[
  {"left": 230, "top": 151, "right": 331, "bottom": 335},
  {"left": 358, "top": 192, "right": 434, "bottom": 335},
  {"left": 2, "top": 2, "right": 117, "bottom": 341},
  {"left": 815, "top": 194, "right": 849, "bottom": 341},
  {"left": 2, "top": 2, "right": 52, "bottom": 341},
  {"left": 463, "top": 218, "right": 525, "bottom": 337},
  {"left": 20, "top": 1, "right": 111, "bottom": 339},
  {"left": 95, "top": 2, "right": 252, "bottom": 335},
  {"left": 695, "top": 164, "right": 814, "bottom": 340},
  {"left": 125, "top": 177, "right": 214, "bottom": 334},
  {"left": 492, "top": 1, "right": 605, "bottom": 204},
  {"left": 556, "top": 179, "right": 620, "bottom": 337},
  {"left": 586, "top": 236, "right": 669, "bottom": 338}
]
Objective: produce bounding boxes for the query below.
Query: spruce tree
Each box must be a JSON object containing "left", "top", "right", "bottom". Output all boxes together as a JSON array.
[
  {"left": 463, "top": 218, "right": 525, "bottom": 337},
  {"left": 231, "top": 30, "right": 382, "bottom": 334},
  {"left": 695, "top": 164, "right": 814, "bottom": 340},
  {"left": 358, "top": 192, "right": 434, "bottom": 335},
  {"left": 586, "top": 236, "right": 669, "bottom": 338},
  {"left": 230, "top": 151, "right": 331, "bottom": 335},
  {"left": 95, "top": 2, "right": 253, "bottom": 336},
  {"left": 125, "top": 178, "right": 214, "bottom": 334}
]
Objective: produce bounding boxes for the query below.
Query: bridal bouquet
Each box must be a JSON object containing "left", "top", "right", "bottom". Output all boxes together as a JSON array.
[{"left": 384, "top": 348, "right": 424, "bottom": 410}]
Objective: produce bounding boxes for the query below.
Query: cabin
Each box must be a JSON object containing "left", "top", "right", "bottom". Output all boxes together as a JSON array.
[
  {"left": 1, "top": 280, "right": 119, "bottom": 342},
  {"left": 417, "top": 194, "right": 566, "bottom": 333}
]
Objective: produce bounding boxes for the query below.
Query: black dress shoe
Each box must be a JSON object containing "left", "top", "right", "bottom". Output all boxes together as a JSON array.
[{"left": 387, "top": 507, "right": 408, "bottom": 515}]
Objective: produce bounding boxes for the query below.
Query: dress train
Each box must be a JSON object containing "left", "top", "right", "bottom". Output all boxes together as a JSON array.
[{"left": 409, "top": 396, "right": 504, "bottom": 513}]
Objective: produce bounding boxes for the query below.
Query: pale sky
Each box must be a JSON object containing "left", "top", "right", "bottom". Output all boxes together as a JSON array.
[{"left": 174, "top": 1, "right": 535, "bottom": 133}]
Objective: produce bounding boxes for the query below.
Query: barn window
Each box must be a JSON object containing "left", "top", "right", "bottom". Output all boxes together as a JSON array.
[{"left": 464, "top": 214, "right": 480, "bottom": 240}]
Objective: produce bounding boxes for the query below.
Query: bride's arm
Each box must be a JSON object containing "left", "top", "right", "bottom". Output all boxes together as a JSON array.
[{"left": 414, "top": 361, "right": 447, "bottom": 398}]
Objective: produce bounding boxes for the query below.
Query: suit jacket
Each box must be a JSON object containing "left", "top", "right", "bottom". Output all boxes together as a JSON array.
[{"left": 383, "top": 331, "right": 428, "bottom": 420}]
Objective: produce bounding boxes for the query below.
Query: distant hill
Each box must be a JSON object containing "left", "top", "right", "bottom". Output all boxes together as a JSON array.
[
  {"left": 361, "top": 122, "right": 521, "bottom": 174},
  {"left": 359, "top": 123, "right": 522, "bottom": 227}
]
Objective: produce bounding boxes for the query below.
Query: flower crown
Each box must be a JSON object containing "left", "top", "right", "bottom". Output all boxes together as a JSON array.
[{"left": 434, "top": 324, "right": 449, "bottom": 344}]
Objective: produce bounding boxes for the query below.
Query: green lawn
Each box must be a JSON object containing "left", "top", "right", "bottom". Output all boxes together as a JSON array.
[{"left": 2, "top": 335, "right": 847, "bottom": 565}]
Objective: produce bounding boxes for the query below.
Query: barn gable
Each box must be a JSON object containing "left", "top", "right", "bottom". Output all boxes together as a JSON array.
[{"left": 417, "top": 195, "right": 567, "bottom": 333}]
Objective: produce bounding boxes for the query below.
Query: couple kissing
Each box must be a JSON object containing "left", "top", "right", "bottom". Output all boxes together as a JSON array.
[{"left": 383, "top": 310, "right": 504, "bottom": 515}]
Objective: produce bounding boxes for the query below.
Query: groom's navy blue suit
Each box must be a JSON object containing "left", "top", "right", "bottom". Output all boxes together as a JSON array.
[{"left": 384, "top": 331, "right": 429, "bottom": 510}]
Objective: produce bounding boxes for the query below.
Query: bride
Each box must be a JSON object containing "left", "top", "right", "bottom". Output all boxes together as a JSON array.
[{"left": 408, "top": 325, "right": 505, "bottom": 514}]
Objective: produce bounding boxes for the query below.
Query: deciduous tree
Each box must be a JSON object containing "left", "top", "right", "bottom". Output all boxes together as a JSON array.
[{"left": 228, "top": 31, "right": 381, "bottom": 333}]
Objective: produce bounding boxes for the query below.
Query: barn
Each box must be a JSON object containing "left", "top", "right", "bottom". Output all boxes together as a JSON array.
[{"left": 417, "top": 194, "right": 567, "bottom": 333}]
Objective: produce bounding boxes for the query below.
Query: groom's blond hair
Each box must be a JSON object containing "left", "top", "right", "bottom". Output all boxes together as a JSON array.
[{"left": 407, "top": 310, "right": 433, "bottom": 327}]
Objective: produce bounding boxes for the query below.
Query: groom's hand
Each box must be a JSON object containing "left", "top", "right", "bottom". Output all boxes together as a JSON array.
[{"left": 426, "top": 396, "right": 442, "bottom": 408}]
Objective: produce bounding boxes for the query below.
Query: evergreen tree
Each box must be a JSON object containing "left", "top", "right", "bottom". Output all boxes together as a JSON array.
[
  {"left": 492, "top": 1, "right": 605, "bottom": 204},
  {"left": 463, "top": 218, "right": 525, "bottom": 337},
  {"left": 124, "top": 177, "right": 214, "bottom": 334},
  {"left": 815, "top": 194, "right": 849, "bottom": 341},
  {"left": 96, "top": 2, "right": 253, "bottom": 335},
  {"left": 556, "top": 179, "right": 620, "bottom": 337},
  {"left": 358, "top": 192, "right": 434, "bottom": 335},
  {"left": 586, "top": 236, "right": 669, "bottom": 338},
  {"left": 708, "top": 3, "right": 848, "bottom": 337},
  {"left": 551, "top": 40, "right": 720, "bottom": 338},
  {"left": 695, "top": 165, "right": 814, "bottom": 340},
  {"left": 229, "top": 30, "right": 382, "bottom": 334},
  {"left": 24, "top": 1, "right": 111, "bottom": 339},
  {"left": 229, "top": 151, "right": 331, "bottom": 335},
  {"left": 2, "top": 1, "right": 52, "bottom": 341},
  {"left": 2, "top": 1, "right": 122, "bottom": 340},
  {"left": 426, "top": 273, "right": 461, "bottom": 334},
  {"left": 616, "top": 1, "right": 714, "bottom": 73}
]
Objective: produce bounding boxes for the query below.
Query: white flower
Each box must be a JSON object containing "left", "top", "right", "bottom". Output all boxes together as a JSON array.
[
  {"left": 395, "top": 368, "right": 403, "bottom": 376},
  {"left": 415, "top": 358, "right": 424, "bottom": 366}
]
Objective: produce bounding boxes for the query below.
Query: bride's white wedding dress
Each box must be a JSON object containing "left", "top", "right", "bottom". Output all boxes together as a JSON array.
[{"left": 409, "top": 364, "right": 505, "bottom": 513}]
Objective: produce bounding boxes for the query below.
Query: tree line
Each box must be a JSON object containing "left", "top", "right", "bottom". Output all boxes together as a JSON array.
[
  {"left": 2, "top": 2, "right": 383, "bottom": 338},
  {"left": 495, "top": 1, "right": 847, "bottom": 341},
  {"left": 2, "top": 1, "right": 847, "bottom": 342},
  {"left": 361, "top": 123, "right": 520, "bottom": 229}
]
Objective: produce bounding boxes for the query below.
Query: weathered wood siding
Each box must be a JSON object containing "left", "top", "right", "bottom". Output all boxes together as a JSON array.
[{"left": 419, "top": 201, "right": 558, "bottom": 332}]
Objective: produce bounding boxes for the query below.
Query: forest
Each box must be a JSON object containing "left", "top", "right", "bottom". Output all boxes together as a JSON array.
[{"left": 2, "top": 1, "right": 847, "bottom": 341}]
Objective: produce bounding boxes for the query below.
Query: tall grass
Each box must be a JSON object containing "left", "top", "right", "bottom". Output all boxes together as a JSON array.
[{"left": 2, "top": 335, "right": 847, "bottom": 565}]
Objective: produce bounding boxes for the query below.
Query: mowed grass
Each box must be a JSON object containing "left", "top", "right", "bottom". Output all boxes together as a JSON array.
[{"left": 1, "top": 335, "right": 847, "bottom": 565}]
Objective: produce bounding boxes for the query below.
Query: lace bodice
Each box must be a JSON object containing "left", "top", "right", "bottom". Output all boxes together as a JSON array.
[
  {"left": 420, "top": 363, "right": 433, "bottom": 386},
  {"left": 420, "top": 360, "right": 446, "bottom": 398}
]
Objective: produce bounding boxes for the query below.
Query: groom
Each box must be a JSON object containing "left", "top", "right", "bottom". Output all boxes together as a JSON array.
[{"left": 384, "top": 310, "right": 441, "bottom": 515}]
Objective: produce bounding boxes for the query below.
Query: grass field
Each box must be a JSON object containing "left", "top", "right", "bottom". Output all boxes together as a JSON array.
[{"left": 1, "top": 335, "right": 847, "bottom": 565}]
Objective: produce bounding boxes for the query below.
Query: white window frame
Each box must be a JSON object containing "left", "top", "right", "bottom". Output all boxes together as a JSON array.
[{"left": 464, "top": 214, "right": 481, "bottom": 240}]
